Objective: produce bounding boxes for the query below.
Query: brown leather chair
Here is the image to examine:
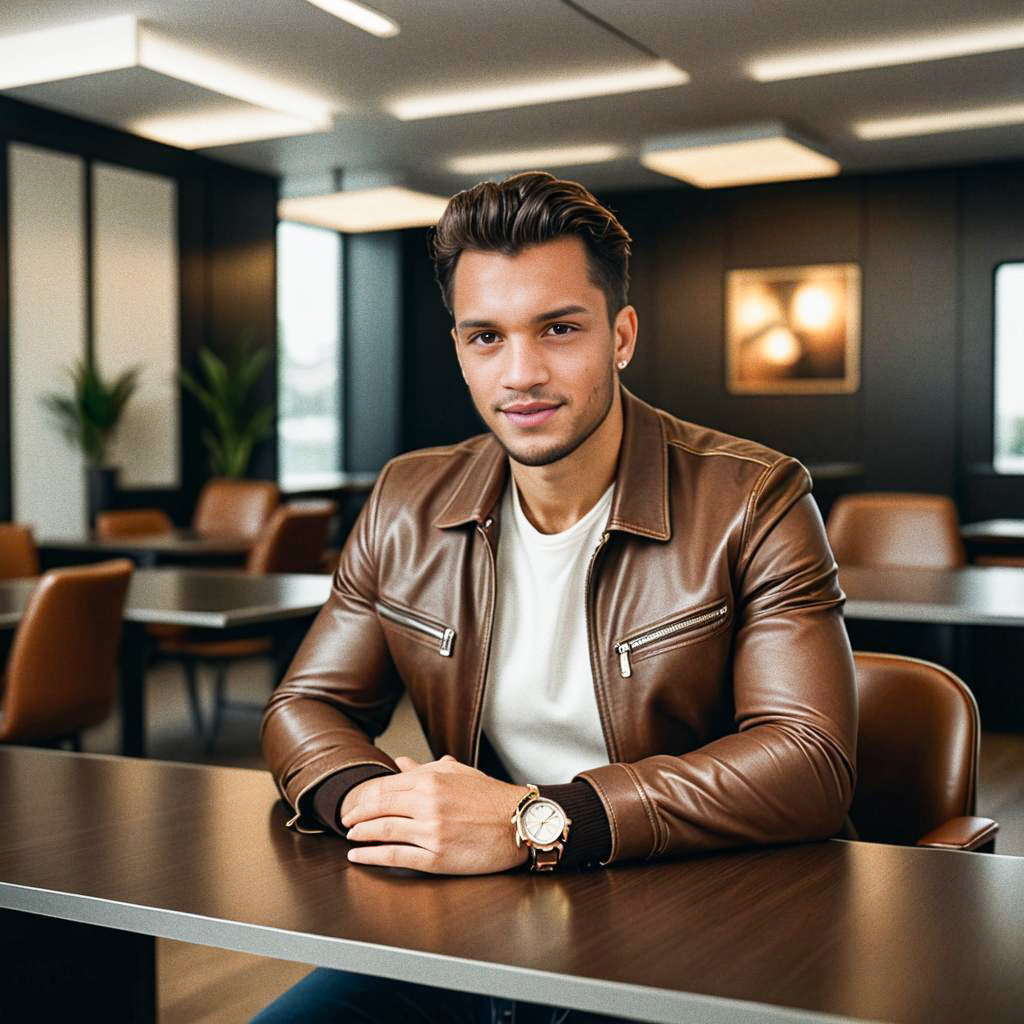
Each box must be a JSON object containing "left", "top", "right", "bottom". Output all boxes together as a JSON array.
[
  {"left": 0, "top": 523, "right": 40, "bottom": 580},
  {"left": 0, "top": 559, "right": 133, "bottom": 748},
  {"left": 160, "top": 501, "right": 336, "bottom": 749},
  {"left": 850, "top": 651, "right": 998, "bottom": 851},
  {"left": 193, "top": 478, "right": 279, "bottom": 542},
  {"left": 826, "top": 492, "right": 965, "bottom": 569},
  {"left": 95, "top": 508, "right": 174, "bottom": 538}
]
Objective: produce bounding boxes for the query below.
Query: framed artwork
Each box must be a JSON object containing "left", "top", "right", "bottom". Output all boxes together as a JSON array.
[{"left": 725, "top": 263, "right": 861, "bottom": 394}]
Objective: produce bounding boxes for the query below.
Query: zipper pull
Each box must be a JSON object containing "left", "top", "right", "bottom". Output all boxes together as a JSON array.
[
  {"left": 439, "top": 628, "right": 455, "bottom": 657},
  {"left": 616, "top": 643, "right": 632, "bottom": 678}
]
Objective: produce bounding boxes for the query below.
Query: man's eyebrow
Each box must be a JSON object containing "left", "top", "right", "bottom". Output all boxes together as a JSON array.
[{"left": 456, "top": 305, "right": 591, "bottom": 330}]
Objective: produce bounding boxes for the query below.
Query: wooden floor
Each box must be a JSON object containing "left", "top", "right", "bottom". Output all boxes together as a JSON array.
[{"left": 78, "top": 658, "right": 1024, "bottom": 1023}]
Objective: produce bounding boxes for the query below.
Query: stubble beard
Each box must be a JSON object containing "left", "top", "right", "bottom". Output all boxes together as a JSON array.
[{"left": 485, "top": 367, "right": 617, "bottom": 469}]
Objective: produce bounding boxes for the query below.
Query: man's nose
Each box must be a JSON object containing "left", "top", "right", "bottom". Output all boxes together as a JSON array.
[{"left": 500, "top": 337, "right": 549, "bottom": 393}]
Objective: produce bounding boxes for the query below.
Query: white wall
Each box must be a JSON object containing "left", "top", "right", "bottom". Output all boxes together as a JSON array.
[
  {"left": 8, "top": 143, "right": 88, "bottom": 533},
  {"left": 92, "top": 162, "right": 179, "bottom": 487}
]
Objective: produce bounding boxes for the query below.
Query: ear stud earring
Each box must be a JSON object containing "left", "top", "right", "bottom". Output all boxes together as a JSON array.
[{"left": 617, "top": 360, "right": 628, "bottom": 370}]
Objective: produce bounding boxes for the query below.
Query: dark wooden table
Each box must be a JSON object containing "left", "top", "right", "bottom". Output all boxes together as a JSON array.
[
  {"left": 1, "top": 748, "right": 1023, "bottom": 1023},
  {"left": 961, "top": 519, "right": 1024, "bottom": 561},
  {"left": 0, "top": 569, "right": 332, "bottom": 757},
  {"left": 841, "top": 564, "right": 1024, "bottom": 627},
  {"left": 38, "top": 529, "right": 252, "bottom": 568},
  {"left": 280, "top": 471, "right": 377, "bottom": 499}
]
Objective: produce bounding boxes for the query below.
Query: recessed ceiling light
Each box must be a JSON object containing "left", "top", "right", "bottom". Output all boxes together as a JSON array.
[
  {"left": 0, "top": 16, "right": 334, "bottom": 145},
  {"left": 641, "top": 124, "right": 840, "bottom": 188},
  {"left": 133, "top": 109, "right": 326, "bottom": 149},
  {"left": 448, "top": 144, "right": 624, "bottom": 175},
  {"left": 278, "top": 187, "right": 451, "bottom": 233},
  {"left": 389, "top": 60, "right": 688, "bottom": 121},
  {"left": 854, "top": 102, "right": 1024, "bottom": 140},
  {"left": 0, "top": 15, "right": 137, "bottom": 89},
  {"left": 304, "top": 0, "right": 399, "bottom": 39},
  {"left": 749, "top": 22, "right": 1024, "bottom": 81}
]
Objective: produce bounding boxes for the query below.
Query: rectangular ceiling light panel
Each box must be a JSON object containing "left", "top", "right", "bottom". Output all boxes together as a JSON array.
[
  {"left": 133, "top": 109, "right": 327, "bottom": 149},
  {"left": 390, "top": 60, "right": 688, "bottom": 120},
  {"left": 278, "top": 187, "right": 451, "bottom": 233},
  {"left": 0, "top": 15, "right": 138, "bottom": 89},
  {"left": 304, "top": 0, "right": 400, "bottom": 38},
  {"left": 449, "top": 144, "right": 624, "bottom": 175},
  {"left": 750, "top": 22, "right": 1024, "bottom": 81},
  {"left": 642, "top": 128, "right": 839, "bottom": 188},
  {"left": 855, "top": 102, "right": 1024, "bottom": 139}
]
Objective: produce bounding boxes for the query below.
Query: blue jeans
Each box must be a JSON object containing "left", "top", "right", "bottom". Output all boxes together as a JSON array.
[{"left": 251, "top": 967, "right": 632, "bottom": 1023}]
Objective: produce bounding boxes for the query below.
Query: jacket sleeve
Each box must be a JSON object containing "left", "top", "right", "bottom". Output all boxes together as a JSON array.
[
  {"left": 576, "top": 458, "right": 858, "bottom": 865},
  {"left": 260, "top": 468, "right": 402, "bottom": 831}
]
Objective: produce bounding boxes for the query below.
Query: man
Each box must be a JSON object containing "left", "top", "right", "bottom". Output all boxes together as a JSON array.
[{"left": 257, "top": 172, "right": 857, "bottom": 1021}]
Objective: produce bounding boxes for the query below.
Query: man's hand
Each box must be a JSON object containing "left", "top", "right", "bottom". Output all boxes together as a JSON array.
[{"left": 340, "top": 755, "right": 531, "bottom": 875}]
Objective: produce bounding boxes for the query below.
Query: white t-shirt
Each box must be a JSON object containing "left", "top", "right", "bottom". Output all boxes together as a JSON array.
[{"left": 480, "top": 477, "right": 613, "bottom": 785}]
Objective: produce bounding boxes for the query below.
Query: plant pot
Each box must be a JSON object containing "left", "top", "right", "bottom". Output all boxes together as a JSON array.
[{"left": 86, "top": 466, "right": 120, "bottom": 528}]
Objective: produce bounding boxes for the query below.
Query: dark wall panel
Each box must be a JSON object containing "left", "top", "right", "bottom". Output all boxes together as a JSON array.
[
  {"left": 0, "top": 144, "right": 9, "bottom": 520},
  {"left": 861, "top": 171, "right": 958, "bottom": 495}
]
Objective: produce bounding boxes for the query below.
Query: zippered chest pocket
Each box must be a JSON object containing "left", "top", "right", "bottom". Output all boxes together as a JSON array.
[
  {"left": 614, "top": 598, "right": 730, "bottom": 678},
  {"left": 376, "top": 599, "right": 455, "bottom": 657}
]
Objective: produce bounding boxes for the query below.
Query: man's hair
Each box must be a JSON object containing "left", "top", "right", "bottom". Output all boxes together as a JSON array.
[{"left": 431, "top": 171, "right": 632, "bottom": 322}]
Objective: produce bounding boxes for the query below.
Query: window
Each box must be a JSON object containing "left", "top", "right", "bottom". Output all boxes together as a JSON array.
[
  {"left": 994, "top": 262, "right": 1024, "bottom": 474},
  {"left": 277, "top": 221, "right": 342, "bottom": 483}
]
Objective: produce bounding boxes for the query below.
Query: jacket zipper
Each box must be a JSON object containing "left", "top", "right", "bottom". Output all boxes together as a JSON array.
[
  {"left": 375, "top": 600, "right": 455, "bottom": 657},
  {"left": 614, "top": 601, "right": 728, "bottom": 678},
  {"left": 585, "top": 531, "right": 615, "bottom": 762},
  {"left": 470, "top": 519, "right": 498, "bottom": 767}
]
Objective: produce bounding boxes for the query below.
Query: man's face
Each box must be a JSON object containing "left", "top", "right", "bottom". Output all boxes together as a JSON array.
[{"left": 450, "top": 236, "right": 634, "bottom": 468}]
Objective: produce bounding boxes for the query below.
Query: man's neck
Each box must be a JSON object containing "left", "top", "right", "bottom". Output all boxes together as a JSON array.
[{"left": 509, "top": 392, "right": 623, "bottom": 535}]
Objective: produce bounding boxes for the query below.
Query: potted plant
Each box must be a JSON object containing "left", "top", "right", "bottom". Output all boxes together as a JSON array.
[
  {"left": 180, "top": 338, "right": 274, "bottom": 478},
  {"left": 42, "top": 359, "right": 140, "bottom": 526}
]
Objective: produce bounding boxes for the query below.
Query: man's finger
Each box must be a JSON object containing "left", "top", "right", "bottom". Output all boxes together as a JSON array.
[
  {"left": 347, "top": 844, "right": 436, "bottom": 872},
  {"left": 394, "top": 756, "right": 422, "bottom": 772},
  {"left": 341, "top": 786, "right": 426, "bottom": 827},
  {"left": 346, "top": 815, "right": 438, "bottom": 851}
]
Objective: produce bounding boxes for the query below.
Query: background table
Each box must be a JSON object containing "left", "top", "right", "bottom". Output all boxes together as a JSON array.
[
  {"left": 0, "top": 569, "right": 332, "bottom": 756},
  {"left": 38, "top": 529, "right": 252, "bottom": 568},
  {"left": 960, "top": 519, "right": 1024, "bottom": 561},
  {"left": 2, "top": 748, "right": 1024, "bottom": 1024}
]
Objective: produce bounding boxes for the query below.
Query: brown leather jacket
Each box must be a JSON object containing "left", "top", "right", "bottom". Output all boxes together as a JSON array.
[{"left": 262, "top": 389, "right": 857, "bottom": 864}]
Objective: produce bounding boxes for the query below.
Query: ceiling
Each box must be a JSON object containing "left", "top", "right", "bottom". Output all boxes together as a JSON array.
[{"left": 3, "top": 0, "right": 1024, "bottom": 195}]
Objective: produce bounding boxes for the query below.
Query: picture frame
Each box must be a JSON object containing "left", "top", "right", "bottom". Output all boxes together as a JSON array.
[{"left": 725, "top": 263, "right": 861, "bottom": 395}]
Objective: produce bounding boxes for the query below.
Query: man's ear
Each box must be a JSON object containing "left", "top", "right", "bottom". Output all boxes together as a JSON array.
[
  {"left": 451, "top": 327, "right": 466, "bottom": 383},
  {"left": 613, "top": 305, "right": 639, "bottom": 369}
]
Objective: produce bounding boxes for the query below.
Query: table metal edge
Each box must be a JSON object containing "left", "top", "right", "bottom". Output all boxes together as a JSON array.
[{"left": 0, "top": 883, "right": 863, "bottom": 1024}]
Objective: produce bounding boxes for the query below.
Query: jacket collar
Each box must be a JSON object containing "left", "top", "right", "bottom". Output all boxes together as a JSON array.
[{"left": 433, "top": 387, "right": 670, "bottom": 541}]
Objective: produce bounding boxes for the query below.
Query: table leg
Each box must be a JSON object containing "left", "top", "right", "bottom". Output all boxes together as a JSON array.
[
  {"left": 120, "top": 622, "right": 152, "bottom": 758},
  {"left": 0, "top": 909, "right": 155, "bottom": 1022},
  {"left": 270, "top": 614, "right": 315, "bottom": 686}
]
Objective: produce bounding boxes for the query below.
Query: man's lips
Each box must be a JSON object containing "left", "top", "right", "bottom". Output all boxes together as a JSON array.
[{"left": 499, "top": 402, "right": 561, "bottom": 427}]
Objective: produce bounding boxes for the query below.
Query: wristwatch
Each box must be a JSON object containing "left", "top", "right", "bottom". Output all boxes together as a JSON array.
[{"left": 511, "top": 785, "right": 572, "bottom": 872}]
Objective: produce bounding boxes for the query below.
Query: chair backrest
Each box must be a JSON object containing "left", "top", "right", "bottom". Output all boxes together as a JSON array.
[
  {"left": 193, "top": 478, "right": 279, "bottom": 542},
  {"left": 826, "top": 492, "right": 965, "bottom": 569},
  {"left": 95, "top": 508, "right": 174, "bottom": 539},
  {"left": 247, "top": 501, "right": 337, "bottom": 574},
  {"left": 850, "top": 651, "right": 979, "bottom": 845},
  {"left": 0, "top": 523, "right": 39, "bottom": 580},
  {"left": 0, "top": 559, "right": 133, "bottom": 743}
]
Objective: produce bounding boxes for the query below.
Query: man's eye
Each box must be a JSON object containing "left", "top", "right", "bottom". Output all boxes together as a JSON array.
[
  {"left": 546, "top": 323, "right": 576, "bottom": 337},
  {"left": 471, "top": 331, "right": 499, "bottom": 345}
]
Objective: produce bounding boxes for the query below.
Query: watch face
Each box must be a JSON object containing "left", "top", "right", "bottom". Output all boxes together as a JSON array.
[{"left": 523, "top": 800, "right": 566, "bottom": 845}]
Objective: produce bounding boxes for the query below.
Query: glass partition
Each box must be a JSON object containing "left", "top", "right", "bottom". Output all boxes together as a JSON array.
[
  {"left": 994, "top": 262, "right": 1024, "bottom": 474},
  {"left": 277, "top": 220, "right": 342, "bottom": 482}
]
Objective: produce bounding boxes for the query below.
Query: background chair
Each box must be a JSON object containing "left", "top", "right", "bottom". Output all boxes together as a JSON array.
[
  {"left": 158, "top": 501, "right": 336, "bottom": 749},
  {"left": 0, "top": 523, "right": 40, "bottom": 580},
  {"left": 826, "top": 492, "right": 965, "bottom": 569},
  {"left": 850, "top": 651, "right": 997, "bottom": 851},
  {"left": 95, "top": 508, "right": 174, "bottom": 539},
  {"left": 0, "top": 559, "right": 133, "bottom": 748},
  {"left": 193, "top": 477, "right": 279, "bottom": 541}
]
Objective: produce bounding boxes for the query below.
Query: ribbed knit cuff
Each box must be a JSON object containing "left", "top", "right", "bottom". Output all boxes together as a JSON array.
[
  {"left": 538, "top": 780, "right": 612, "bottom": 870},
  {"left": 311, "top": 765, "right": 395, "bottom": 835}
]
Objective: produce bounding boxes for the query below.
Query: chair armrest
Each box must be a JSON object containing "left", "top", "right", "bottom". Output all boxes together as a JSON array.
[{"left": 916, "top": 816, "right": 999, "bottom": 852}]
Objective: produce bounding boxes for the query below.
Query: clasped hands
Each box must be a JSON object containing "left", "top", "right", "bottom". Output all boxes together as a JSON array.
[{"left": 341, "top": 755, "right": 531, "bottom": 875}]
